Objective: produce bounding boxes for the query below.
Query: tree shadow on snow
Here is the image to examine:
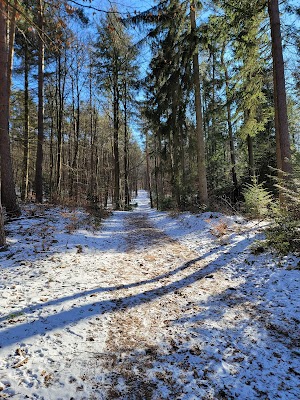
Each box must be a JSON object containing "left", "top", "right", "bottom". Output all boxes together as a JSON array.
[{"left": 1, "top": 235, "right": 255, "bottom": 348}]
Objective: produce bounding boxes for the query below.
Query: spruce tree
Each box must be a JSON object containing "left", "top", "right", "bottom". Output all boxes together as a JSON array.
[{"left": 137, "top": 0, "right": 209, "bottom": 208}]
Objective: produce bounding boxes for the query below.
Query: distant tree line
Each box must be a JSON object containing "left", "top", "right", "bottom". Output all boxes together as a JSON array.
[
  {"left": 0, "top": 0, "right": 299, "bottom": 246},
  {"left": 135, "top": 0, "right": 299, "bottom": 210}
]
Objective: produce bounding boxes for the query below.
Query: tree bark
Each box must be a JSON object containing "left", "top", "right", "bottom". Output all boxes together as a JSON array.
[
  {"left": 113, "top": 67, "right": 120, "bottom": 210},
  {"left": 154, "top": 136, "right": 159, "bottom": 209},
  {"left": 35, "top": 0, "right": 44, "bottom": 203},
  {"left": 0, "top": 0, "right": 20, "bottom": 216},
  {"left": 268, "top": 0, "right": 292, "bottom": 175},
  {"left": 0, "top": 198, "right": 5, "bottom": 247},
  {"left": 7, "top": 0, "right": 17, "bottom": 105},
  {"left": 88, "top": 65, "right": 95, "bottom": 202},
  {"left": 247, "top": 134, "right": 255, "bottom": 178},
  {"left": 145, "top": 131, "right": 153, "bottom": 208},
  {"left": 48, "top": 90, "right": 55, "bottom": 200},
  {"left": 56, "top": 52, "right": 66, "bottom": 196},
  {"left": 190, "top": 1, "right": 208, "bottom": 206},
  {"left": 123, "top": 79, "right": 130, "bottom": 208},
  {"left": 223, "top": 62, "right": 238, "bottom": 195},
  {"left": 21, "top": 40, "right": 30, "bottom": 201},
  {"left": 70, "top": 73, "right": 80, "bottom": 201}
]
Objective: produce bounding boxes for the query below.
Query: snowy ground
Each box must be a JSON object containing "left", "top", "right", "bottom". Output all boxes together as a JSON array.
[{"left": 0, "top": 190, "right": 299, "bottom": 400}]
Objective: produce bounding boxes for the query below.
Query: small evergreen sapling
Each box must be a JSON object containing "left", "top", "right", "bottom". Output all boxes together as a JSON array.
[
  {"left": 242, "top": 180, "right": 276, "bottom": 218},
  {"left": 266, "top": 168, "right": 300, "bottom": 255}
]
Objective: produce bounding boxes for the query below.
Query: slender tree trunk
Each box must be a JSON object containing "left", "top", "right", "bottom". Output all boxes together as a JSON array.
[
  {"left": 154, "top": 136, "right": 159, "bottom": 209},
  {"left": 35, "top": 0, "right": 44, "bottom": 203},
  {"left": 71, "top": 76, "right": 80, "bottom": 200},
  {"left": 180, "top": 127, "right": 186, "bottom": 205},
  {"left": 171, "top": 95, "right": 181, "bottom": 207},
  {"left": 145, "top": 131, "right": 153, "bottom": 208},
  {"left": 123, "top": 79, "right": 130, "bottom": 207},
  {"left": 0, "top": 193, "right": 5, "bottom": 246},
  {"left": 268, "top": 0, "right": 292, "bottom": 175},
  {"left": 69, "top": 77, "right": 76, "bottom": 197},
  {"left": 7, "top": 0, "right": 16, "bottom": 105},
  {"left": 157, "top": 133, "right": 164, "bottom": 205},
  {"left": 223, "top": 65, "right": 238, "bottom": 195},
  {"left": 88, "top": 69, "right": 95, "bottom": 201},
  {"left": 221, "top": 43, "right": 238, "bottom": 196},
  {"left": 247, "top": 134, "right": 255, "bottom": 178},
  {"left": 56, "top": 50, "right": 67, "bottom": 196},
  {"left": 93, "top": 113, "right": 99, "bottom": 197},
  {"left": 190, "top": 1, "right": 208, "bottom": 206},
  {"left": 113, "top": 68, "right": 120, "bottom": 210},
  {"left": 210, "top": 50, "right": 217, "bottom": 156},
  {"left": 0, "top": 0, "right": 20, "bottom": 216},
  {"left": 49, "top": 100, "right": 55, "bottom": 201},
  {"left": 56, "top": 54, "right": 63, "bottom": 194},
  {"left": 21, "top": 41, "right": 30, "bottom": 201},
  {"left": 171, "top": 131, "right": 181, "bottom": 208}
]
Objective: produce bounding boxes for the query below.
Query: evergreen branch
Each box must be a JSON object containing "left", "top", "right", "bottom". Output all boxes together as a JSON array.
[
  {"left": 66, "top": 0, "right": 121, "bottom": 14},
  {"left": 218, "top": 0, "right": 267, "bottom": 16},
  {"left": 121, "top": 0, "right": 170, "bottom": 26},
  {"left": 6, "top": 0, "right": 56, "bottom": 47}
]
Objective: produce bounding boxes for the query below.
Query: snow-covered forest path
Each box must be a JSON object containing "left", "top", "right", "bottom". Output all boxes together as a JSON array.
[{"left": 0, "top": 191, "right": 299, "bottom": 399}]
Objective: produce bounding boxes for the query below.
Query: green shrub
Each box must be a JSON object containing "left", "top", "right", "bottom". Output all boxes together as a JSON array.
[
  {"left": 242, "top": 180, "right": 277, "bottom": 218},
  {"left": 159, "top": 196, "right": 176, "bottom": 211},
  {"left": 266, "top": 167, "right": 300, "bottom": 255},
  {"left": 85, "top": 204, "right": 111, "bottom": 230},
  {"left": 266, "top": 217, "right": 300, "bottom": 255}
]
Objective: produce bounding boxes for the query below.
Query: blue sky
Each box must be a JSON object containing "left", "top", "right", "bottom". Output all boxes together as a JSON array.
[
  {"left": 12, "top": 0, "right": 299, "bottom": 146},
  {"left": 98, "top": 0, "right": 155, "bottom": 14}
]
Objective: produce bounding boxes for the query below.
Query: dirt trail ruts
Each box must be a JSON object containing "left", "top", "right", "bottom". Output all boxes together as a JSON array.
[{"left": 101, "top": 211, "right": 205, "bottom": 399}]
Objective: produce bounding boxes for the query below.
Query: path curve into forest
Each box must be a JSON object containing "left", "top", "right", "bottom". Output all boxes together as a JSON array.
[{"left": 0, "top": 191, "right": 299, "bottom": 399}]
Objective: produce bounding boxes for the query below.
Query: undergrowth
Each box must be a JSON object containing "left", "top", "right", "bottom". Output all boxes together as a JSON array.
[
  {"left": 242, "top": 180, "right": 278, "bottom": 218},
  {"left": 85, "top": 204, "right": 111, "bottom": 231},
  {"left": 242, "top": 172, "right": 300, "bottom": 256},
  {"left": 266, "top": 167, "right": 300, "bottom": 256}
]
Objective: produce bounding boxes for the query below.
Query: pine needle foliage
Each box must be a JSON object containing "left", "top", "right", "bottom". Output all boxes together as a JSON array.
[
  {"left": 242, "top": 179, "right": 276, "bottom": 218},
  {"left": 266, "top": 165, "right": 300, "bottom": 255}
]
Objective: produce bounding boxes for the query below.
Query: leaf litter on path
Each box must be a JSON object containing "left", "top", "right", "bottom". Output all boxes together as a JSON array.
[{"left": 0, "top": 191, "right": 299, "bottom": 399}]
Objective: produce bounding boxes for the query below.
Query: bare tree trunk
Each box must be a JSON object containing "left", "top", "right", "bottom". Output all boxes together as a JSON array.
[
  {"left": 0, "top": 0, "right": 20, "bottom": 216},
  {"left": 247, "top": 134, "right": 255, "bottom": 178},
  {"left": 154, "top": 136, "right": 159, "bottom": 209},
  {"left": 268, "top": 0, "right": 292, "bottom": 175},
  {"left": 157, "top": 132, "right": 164, "bottom": 207},
  {"left": 222, "top": 48, "right": 238, "bottom": 197},
  {"left": 113, "top": 68, "right": 120, "bottom": 210},
  {"left": 69, "top": 77, "right": 76, "bottom": 197},
  {"left": 190, "top": 1, "right": 208, "bottom": 206},
  {"left": 55, "top": 49, "right": 67, "bottom": 197},
  {"left": 70, "top": 75, "right": 80, "bottom": 201},
  {"left": 35, "top": 0, "right": 44, "bottom": 203},
  {"left": 48, "top": 92, "right": 55, "bottom": 201},
  {"left": 145, "top": 131, "right": 153, "bottom": 208},
  {"left": 88, "top": 67, "right": 95, "bottom": 202},
  {"left": 244, "top": 109, "right": 255, "bottom": 179},
  {"left": 93, "top": 114, "right": 99, "bottom": 197},
  {"left": 0, "top": 197, "right": 5, "bottom": 247},
  {"left": 7, "top": 0, "right": 16, "bottom": 105},
  {"left": 21, "top": 40, "right": 30, "bottom": 201},
  {"left": 123, "top": 79, "right": 130, "bottom": 207},
  {"left": 56, "top": 55, "right": 62, "bottom": 194}
]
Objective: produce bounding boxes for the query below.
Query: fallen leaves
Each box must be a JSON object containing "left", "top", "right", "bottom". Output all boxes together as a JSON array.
[
  {"left": 189, "top": 346, "right": 202, "bottom": 356},
  {"left": 12, "top": 357, "right": 28, "bottom": 369},
  {"left": 1, "top": 192, "right": 299, "bottom": 399}
]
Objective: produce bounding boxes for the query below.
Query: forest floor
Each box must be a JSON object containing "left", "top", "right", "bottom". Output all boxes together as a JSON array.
[{"left": 0, "top": 190, "right": 299, "bottom": 400}]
